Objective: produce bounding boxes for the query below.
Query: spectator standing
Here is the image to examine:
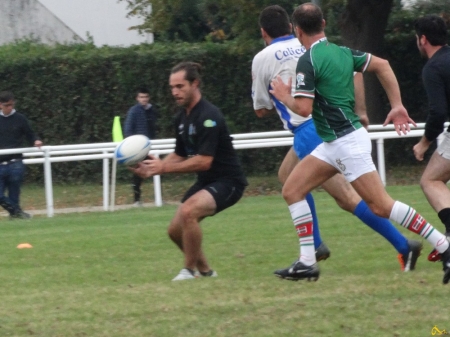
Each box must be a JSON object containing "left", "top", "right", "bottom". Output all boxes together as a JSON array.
[
  {"left": 124, "top": 88, "right": 159, "bottom": 206},
  {"left": 0, "top": 91, "right": 42, "bottom": 219}
]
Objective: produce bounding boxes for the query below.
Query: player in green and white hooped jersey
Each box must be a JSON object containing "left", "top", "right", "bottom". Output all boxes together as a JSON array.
[{"left": 270, "top": 2, "right": 450, "bottom": 284}]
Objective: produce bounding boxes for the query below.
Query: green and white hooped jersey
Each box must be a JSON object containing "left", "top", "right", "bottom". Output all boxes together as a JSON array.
[{"left": 294, "top": 38, "right": 372, "bottom": 142}]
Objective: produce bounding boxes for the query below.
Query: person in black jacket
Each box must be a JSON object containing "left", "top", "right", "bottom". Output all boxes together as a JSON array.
[
  {"left": 413, "top": 14, "right": 450, "bottom": 262},
  {"left": 0, "top": 91, "right": 42, "bottom": 219},
  {"left": 124, "top": 87, "right": 159, "bottom": 206},
  {"left": 130, "top": 62, "right": 247, "bottom": 281}
]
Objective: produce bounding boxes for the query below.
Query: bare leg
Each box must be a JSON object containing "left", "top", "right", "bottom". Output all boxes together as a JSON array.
[
  {"left": 167, "top": 190, "right": 216, "bottom": 271},
  {"left": 322, "top": 171, "right": 411, "bottom": 256},
  {"left": 420, "top": 151, "right": 450, "bottom": 213},
  {"left": 282, "top": 154, "right": 338, "bottom": 204},
  {"left": 167, "top": 207, "right": 184, "bottom": 250},
  {"left": 321, "top": 174, "right": 362, "bottom": 213},
  {"left": 278, "top": 147, "right": 299, "bottom": 185},
  {"left": 350, "top": 171, "right": 395, "bottom": 218}
]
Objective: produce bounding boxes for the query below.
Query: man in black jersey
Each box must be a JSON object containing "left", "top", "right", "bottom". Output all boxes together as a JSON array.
[
  {"left": 413, "top": 15, "right": 450, "bottom": 262},
  {"left": 0, "top": 91, "right": 42, "bottom": 219},
  {"left": 130, "top": 62, "right": 247, "bottom": 281}
]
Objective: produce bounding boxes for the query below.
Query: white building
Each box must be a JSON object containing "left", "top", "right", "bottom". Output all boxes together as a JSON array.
[{"left": 0, "top": 0, "right": 152, "bottom": 47}]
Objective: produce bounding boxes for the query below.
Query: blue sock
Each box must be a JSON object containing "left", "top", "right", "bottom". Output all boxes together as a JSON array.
[
  {"left": 305, "top": 192, "right": 322, "bottom": 249},
  {"left": 353, "top": 200, "right": 409, "bottom": 255}
]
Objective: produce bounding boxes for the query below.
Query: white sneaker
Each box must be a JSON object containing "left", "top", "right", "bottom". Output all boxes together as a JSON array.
[
  {"left": 172, "top": 268, "right": 196, "bottom": 281},
  {"left": 133, "top": 201, "right": 143, "bottom": 207}
]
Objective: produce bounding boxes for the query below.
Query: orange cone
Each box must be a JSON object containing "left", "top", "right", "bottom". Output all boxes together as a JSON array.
[{"left": 17, "top": 243, "right": 33, "bottom": 249}]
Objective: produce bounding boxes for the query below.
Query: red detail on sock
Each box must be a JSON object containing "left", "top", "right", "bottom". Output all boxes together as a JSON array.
[
  {"left": 408, "top": 214, "right": 426, "bottom": 234},
  {"left": 295, "top": 223, "right": 313, "bottom": 237},
  {"left": 436, "top": 237, "right": 447, "bottom": 247}
]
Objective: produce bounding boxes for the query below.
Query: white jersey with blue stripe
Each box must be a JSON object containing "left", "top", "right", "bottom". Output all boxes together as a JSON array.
[{"left": 251, "top": 35, "right": 311, "bottom": 131}]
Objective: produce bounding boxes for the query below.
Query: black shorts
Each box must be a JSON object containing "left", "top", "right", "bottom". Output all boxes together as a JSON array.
[{"left": 181, "top": 180, "right": 246, "bottom": 214}]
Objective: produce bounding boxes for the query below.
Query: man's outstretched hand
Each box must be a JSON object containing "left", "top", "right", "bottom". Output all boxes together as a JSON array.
[{"left": 383, "top": 106, "right": 417, "bottom": 135}]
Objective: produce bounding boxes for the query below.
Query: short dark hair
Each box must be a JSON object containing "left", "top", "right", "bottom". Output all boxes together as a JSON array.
[
  {"left": 136, "top": 87, "right": 150, "bottom": 96},
  {"left": 414, "top": 14, "right": 448, "bottom": 46},
  {"left": 0, "top": 91, "right": 14, "bottom": 103},
  {"left": 259, "top": 5, "right": 291, "bottom": 39},
  {"left": 171, "top": 62, "right": 202, "bottom": 85},
  {"left": 292, "top": 3, "right": 324, "bottom": 36}
]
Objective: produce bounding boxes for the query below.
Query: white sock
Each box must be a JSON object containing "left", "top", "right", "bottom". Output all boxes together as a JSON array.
[
  {"left": 289, "top": 200, "right": 316, "bottom": 266},
  {"left": 390, "top": 201, "right": 449, "bottom": 253}
]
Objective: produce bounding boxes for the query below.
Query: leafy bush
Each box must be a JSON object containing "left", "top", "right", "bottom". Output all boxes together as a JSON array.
[
  {"left": 1, "top": 1, "right": 449, "bottom": 182},
  {"left": 0, "top": 40, "right": 287, "bottom": 183}
]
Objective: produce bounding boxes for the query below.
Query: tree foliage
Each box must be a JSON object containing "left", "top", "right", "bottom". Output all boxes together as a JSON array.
[
  {"left": 1, "top": 0, "right": 449, "bottom": 184},
  {"left": 119, "top": 0, "right": 300, "bottom": 42}
]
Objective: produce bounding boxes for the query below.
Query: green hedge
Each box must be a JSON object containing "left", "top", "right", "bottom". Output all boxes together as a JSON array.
[
  {"left": 0, "top": 4, "right": 448, "bottom": 183},
  {"left": 0, "top": 41, "right": 287, "bottom": 183}
]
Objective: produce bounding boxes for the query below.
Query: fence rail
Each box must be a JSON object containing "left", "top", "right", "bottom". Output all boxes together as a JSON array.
[{"left": 0, "top": 122, "right": 444, "bottom": 217}]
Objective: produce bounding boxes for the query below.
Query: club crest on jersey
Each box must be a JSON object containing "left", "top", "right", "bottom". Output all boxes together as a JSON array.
[
  {"left": 296, "top": 72, "right": 305, "bottom": 87},
  {"left": 203, "top": 119, "right": 217, "bottom": 127},
  {"left": 188, "top": 124, "right": 196, "bottom": 135}
]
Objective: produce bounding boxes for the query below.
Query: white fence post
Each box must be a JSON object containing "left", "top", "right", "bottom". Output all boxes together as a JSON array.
[
  {"left": 43, "top": 147, "right": 54, "bottom": 217},
  {"left": 153, "top": 175, "right": 163, "bottom": 207},
  {"left": 102, "top": 151, "right": 109, "bottom": 211},
  {"left": 153, "top": 153, "right": 163, "bottom": 207},
  {"left": 376, "top": 138, "right": 386, "bottom": 186},
  {"left": 110, "top": 158, "right": 117, "bottom": 211}
]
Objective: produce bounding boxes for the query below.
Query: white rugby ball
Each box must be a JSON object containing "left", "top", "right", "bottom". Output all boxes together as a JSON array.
[{"left": 114, "top": 135, "right": 151, "bottom": 166}]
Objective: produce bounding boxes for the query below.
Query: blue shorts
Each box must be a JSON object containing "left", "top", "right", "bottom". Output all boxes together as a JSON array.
[{"left": 292, "top": 119, "right": 323, "bottom": 160}]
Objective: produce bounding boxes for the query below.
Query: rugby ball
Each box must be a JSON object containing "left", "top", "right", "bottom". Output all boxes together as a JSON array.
[{"left": 114, "top": 135, "right": 151, "bottom": 166}]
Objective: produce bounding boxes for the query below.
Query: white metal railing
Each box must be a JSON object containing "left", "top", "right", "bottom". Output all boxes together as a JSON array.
[{"left": 0, "top": 122, "right": 445, "bottom": 217}]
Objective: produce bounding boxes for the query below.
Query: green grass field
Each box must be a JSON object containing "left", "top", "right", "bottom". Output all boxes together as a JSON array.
[{"left": 0, "top": 185, "right": 448, "bottom": 337}]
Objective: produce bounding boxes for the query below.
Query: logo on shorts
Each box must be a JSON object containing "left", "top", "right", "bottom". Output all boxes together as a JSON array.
[{"left": 336, "top": 159, "right": 346, "bottom": 172}]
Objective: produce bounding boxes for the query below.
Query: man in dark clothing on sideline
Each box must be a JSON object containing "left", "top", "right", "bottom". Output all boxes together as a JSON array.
[
  {"left": 124, "top": 87, "right": 159, "bottom": 206},
  {"left": 0, "top": 91, "right": 42, "bottom": 219},
  {"left": 413, "top": 14, "right": 450, "bottom": 262}
]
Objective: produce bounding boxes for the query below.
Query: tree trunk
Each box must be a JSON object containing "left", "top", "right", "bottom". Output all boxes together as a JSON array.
[{"left": 340, "top": 0, "right": 393, "bottom": 124}]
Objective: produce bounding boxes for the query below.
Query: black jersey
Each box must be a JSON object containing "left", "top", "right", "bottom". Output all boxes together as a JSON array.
[
  {"left": 422, "top": 45, "right": 450, "bottom": 142},
  {"left": 173, "top": 98, "right": 247, "bottom": 185}
]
